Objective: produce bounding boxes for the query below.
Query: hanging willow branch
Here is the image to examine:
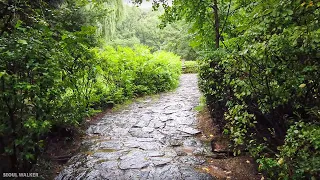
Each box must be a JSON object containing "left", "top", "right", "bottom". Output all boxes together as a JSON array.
[{"left": 93, "top": 0, "right": 124, "bottom": 40}]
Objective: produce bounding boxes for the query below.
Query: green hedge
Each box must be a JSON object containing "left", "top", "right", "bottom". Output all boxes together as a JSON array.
[
  {"left": 93, "top": 45, "right": 182, "bottom": 105},
  {"left": 183, "top": 61, "right": 198, "bottom": 73}
]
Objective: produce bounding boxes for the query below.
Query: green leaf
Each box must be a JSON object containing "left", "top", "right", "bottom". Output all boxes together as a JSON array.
[
  {"left": 15, "top": 20, "right": 22, "bottom": 28},
  {"left": 18, "top": 39, "right": 28, "bottom": 45},
  {"left": 25, "top": 153, "right": 35, "bottom": 160},
  {"left": 62, "top": 34, "right": 68, "bottom": 40},
  {"left": 299, "top": 84, "right": 306, "bottom": 88},
  {"left": 0, "top": 71, "right": 6, "bottom": 78}
]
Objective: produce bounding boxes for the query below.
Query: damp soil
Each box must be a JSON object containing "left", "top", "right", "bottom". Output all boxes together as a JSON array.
[{"left": 196, "top": 106, "right": 262, "bottom": 180}]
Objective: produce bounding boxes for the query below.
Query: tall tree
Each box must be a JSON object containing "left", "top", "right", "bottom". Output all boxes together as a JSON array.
[
  {"left": 109, "top": 5, "right": 197, "bottom": 60},
  {"left": 132, "top": 0, "right": 223, "bottom": 50}
]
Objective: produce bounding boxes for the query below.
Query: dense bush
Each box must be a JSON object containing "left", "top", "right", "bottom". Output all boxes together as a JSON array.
[
  {"left": 257, "top": 121, "right": 320, "bottom": 179},
  {"left": 0, "top": 1, "right": 100, "bottom": 171},
  {"left": 198, "top": 0, "right": 320, "bottom": 179},
  {"left": 93, "top": 45, "right": 181, "bottom": 104},
  {"left": 0, "top": 38, "right": 181, "bottom": 172},
  {"left": 0, "top": 0, "right": 181, "bottom": 172},
  {"left": 182, "top": 61, "right": 198, "bottom": 73}
]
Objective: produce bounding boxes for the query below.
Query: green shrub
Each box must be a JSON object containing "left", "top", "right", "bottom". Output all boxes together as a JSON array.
[
  {"left": 198, "top": 0, "right": 320, "bottom": 179},
  {"left": 198, "top": 49, "right": 230, "bottom": 131},
  {"left": 183, "top": 61, "right": 198, "bottom": 73},
  {"left": 0, "top": 23, "right": 99, "bottom": 171},
  {"left": 258, "top": 121, "right": 320, "bottom": 179},
  {"left": 95, "top": 45, "right": 181, "bottom": 100},
  {"left": 0, "top": 32, "right": 181, "bottom": 171}
]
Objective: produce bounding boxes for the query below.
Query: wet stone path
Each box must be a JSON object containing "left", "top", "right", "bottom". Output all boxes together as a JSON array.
[{"left": 56, "top": 74, "right": 214, "bottom": 180}]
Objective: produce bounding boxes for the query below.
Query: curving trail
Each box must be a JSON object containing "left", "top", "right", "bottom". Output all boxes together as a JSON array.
[{"left": 56, "top": 74, "right": 214, "bottom": 180}]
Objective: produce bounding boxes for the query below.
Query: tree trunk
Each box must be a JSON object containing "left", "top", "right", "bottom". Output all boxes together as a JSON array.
[
  {"left": 213, "top": 0, "right": 220, "bottom": 49},
  {"left": 210, "top": 0, "right": 220, "bottom": 69}
]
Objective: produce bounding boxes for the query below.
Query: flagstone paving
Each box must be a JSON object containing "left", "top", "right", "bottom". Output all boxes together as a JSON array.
[{"left": 56, "top": 74, "right": 214, "bottom": 180}]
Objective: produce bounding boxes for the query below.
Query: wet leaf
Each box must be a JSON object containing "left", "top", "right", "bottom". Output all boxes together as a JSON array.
[
  {"left": 299, "top": 84, "right": 306, "bottom": 88},
  {"left": 18, "top": 39, "right": 27, "bottom": 45}
]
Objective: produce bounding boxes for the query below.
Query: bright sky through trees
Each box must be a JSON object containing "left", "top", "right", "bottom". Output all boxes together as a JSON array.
[{"left": 123, "top": 0, "right": 172, "bottom": 9}]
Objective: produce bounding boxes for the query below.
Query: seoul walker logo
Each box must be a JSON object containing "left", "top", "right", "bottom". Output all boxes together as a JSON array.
[{"left": 2, "top": 173, "right": 39, "bottom": 178}]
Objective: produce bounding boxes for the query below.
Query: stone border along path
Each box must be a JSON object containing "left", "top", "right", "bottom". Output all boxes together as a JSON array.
[{"left": 56, "top": 74, "right": 215, "bottom": 180}]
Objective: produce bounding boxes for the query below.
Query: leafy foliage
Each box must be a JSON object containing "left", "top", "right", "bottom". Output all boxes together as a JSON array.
[
  {"left": 154, "top": 0, "right": 320, "bottom": 178},
  {"left": 0, "top": 0, "right": 181, "bottom": 172},
  {"left": 183, "top": 61, "right": 199, "bottom": 74},
  {"left": 258, "top": 121, "right": 320, "bottom": 179},
  {"left": 94, "top": 45, "right": 181, "bottom": 103},
  {"left": 109, "top": 5, "right": 197, "bottom": 60}
]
